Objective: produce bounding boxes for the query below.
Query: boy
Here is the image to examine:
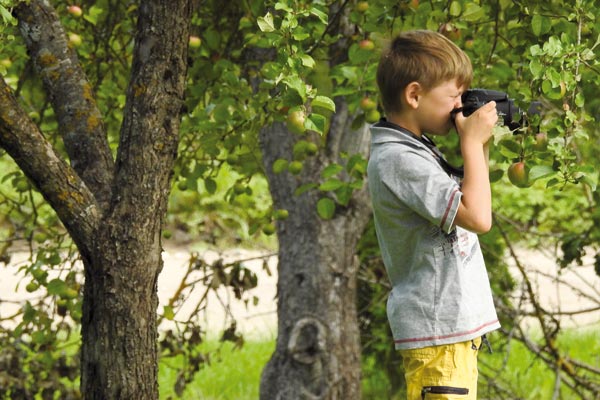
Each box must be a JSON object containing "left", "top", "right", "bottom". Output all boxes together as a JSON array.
[{"left": 367, "top": 30, "right": 501, "bottom": 399}]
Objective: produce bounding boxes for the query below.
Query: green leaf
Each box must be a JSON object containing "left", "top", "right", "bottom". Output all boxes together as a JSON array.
[
  {"left": 257, "top": 12, "right": 275, "bottom": 33},
  {"left": 186, "top": 177, "right": 198, "bottom": 191},
  {"left": 335, "top": 186, "right": 353, "bottom": 207},
  {"left": 163, "top": 305, "right": 175, "bottom": 321},
  {"left": 462, "top": 3, "right": 485, "bottom": 21},
  {"left": 529, "top": 165, "right": 556, "bottom": 181},
  {"left": 294, "top": 183, "right": 318, "bottom": 197},
  {"left": 529, "top": 44, "right": 543, "bottom": 56},
  {"left": 300, "top": 54, "right": 315, "bottom": 68},
  {"left": 282, "top": 75, "right": 307, "bottom": 102},
  {"left": 306, "top": 113, "right": 326, "bottom": 135},
  {"left": 204, "top": 178, "right": 217, "bottom": 194},
  {"left": 22, "top": 302, "right": 35, "bottom": 323},
  {"left": 319, "top": 179, "right": 345, "bottom": 191},
  {"left": 312, "top": 95, "right": 336, "bottom": 113},
  {"left": 213, "top": 103, "right": 231, "bottom": 123},
  {"left": 322, "top": 163, "right": 344, "bottom": 178},
  {"left": 579, "top": 174, "right": 597, "bottom": 191},
  {"left": 83, "top": 5, "right": 104, "bottom": 25},
  {"left": 575, "top": 92, "right": 585, "bottom": 107},
  {"left": 498, "top": 138, "right": 521, "bottom": 158},
  {"left": 529, "top": 59, "right": 543, "bottom": 78},
  {"left": 293, "top": 28, "right": 310, "bottom": 41},
  {"left": 317, "top": 198, "right": 336, "bottom": 219},
  {"left": 489, "top": 169, "right": 504, "bottom": 182},
  {"left": 204, "top": 29, "right": 222, "bottom": 50},
  {"left": 0, "top": 5, "right": 16, "bottom": 25},
  {"left": 546, "top": 178, "right": 560, "bottom": 188},
  {"left": 274, "top": 2, "right": 293, "bottom": 12},
  {"left": 47, "top": 279, "right": 68, "bottom": 296},
  {"left": 310, "top": 7, "right": 328, "bottom": 24},
  {"left": 449, "top": 1, "right": 462, "bottom": 17},
  {"left": 532, "top": 15, "right": 551, "bottom": 36}
]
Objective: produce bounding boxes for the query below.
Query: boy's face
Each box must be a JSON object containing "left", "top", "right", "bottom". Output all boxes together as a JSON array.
[{"left": 416, "top": 79, "right": 464, "bottom": 136}]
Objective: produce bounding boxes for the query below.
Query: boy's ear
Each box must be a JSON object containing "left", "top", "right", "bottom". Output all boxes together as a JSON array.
[{"left": 404, "top": 81, "right": 421, "bottom": 109}]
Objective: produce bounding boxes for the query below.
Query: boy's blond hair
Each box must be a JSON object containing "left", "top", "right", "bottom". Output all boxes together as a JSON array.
[{"left": 376, "top": 30, "right": 473, "bottom": 114}]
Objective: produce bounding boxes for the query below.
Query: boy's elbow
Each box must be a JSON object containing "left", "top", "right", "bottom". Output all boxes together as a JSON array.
[
  {"left": 470, "top": 215, "right": 492, "bottom": 234},
  {"left": 455, "top": 211, "right": 492, "bottom": 234}
]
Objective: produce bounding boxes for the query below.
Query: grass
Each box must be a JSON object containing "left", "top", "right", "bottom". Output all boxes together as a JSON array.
[
  {"left": 2, "top": 326, "right": 596, "bottom": 399},
  {"left": 157, "top": 326, "right": 600, "bottom": 400},
  {"left": 479, "top": 327, "right": 600, "bottom": 399},
  {"left": 159, "top": 338, "right": 275, "bottom": 400}
]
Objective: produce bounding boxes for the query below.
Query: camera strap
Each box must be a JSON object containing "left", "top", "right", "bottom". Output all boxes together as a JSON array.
[{"left": 373, "top": 119, "right": 464, "bottom": 178}]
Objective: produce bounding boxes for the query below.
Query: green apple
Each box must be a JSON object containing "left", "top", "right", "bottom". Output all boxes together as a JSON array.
[
  {"left": 365, "top": 109, "right": 381, "bottom": 123},
  {"left": 68, "top": 33, "right": 83, "bottom": 47},
  {"left": 0, "top": 58, "right": 12, "bottom": 68},
  {"left": 305, "top": 142, "right": 318, "bottom": 156},
  {"left": 532, "top": 132, "right": 548, "bottom": 151},
  {"left": 189, "top": 35, "right": 202, "bottom": 48},
  {"left": 359, "top": 97, "right": 377, "bottom": 111},
  {"left": 67, "top": 5, "right": 83, "bottom": 17},
  {"left": 25, "top": 282, "right": 39, "bottom": 293},
  {"left": 273, "top": 209, "right": 289, "bottom": 220},
  {"left": 358, "top": 39, "right": 375, "bottom": 51},
  {"left": 286, "top": 109, "right": 307, "bottom": 135},
  {"left": 262, "top": 223, "right": 276, "bottom": 236},
  {"left": 356, "top": 1, "right": 369, "bottom": 12},
  {"left": 288, "top": 160, "right": 303, "bottom": 175}
]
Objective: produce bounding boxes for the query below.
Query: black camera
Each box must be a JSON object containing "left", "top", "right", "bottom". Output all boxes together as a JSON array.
[{"left": 452, "top": 89, "right": 541, "bottom": 131}]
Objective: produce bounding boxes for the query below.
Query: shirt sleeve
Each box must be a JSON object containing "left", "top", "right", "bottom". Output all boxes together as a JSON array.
[{"left": 378, "top": 146, "right": 461, "bottom": 234}]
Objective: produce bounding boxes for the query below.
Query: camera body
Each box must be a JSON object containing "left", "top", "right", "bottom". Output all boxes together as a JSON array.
[{"left": 454, "top": 89, "right": 540, "bottom": 131}]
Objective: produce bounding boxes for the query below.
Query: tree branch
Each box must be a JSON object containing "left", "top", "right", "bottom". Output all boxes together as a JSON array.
[
  {"left": 0, "top": 77, "right": 99, "bottom": 254},
  {"left": 14, "top": 0, "right": 115, "bottom": 210},
  {"left": 110, "top": 1, "right": 191, "bottom": 230}
]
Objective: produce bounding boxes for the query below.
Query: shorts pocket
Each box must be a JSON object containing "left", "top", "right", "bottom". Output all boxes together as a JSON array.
[{"left": 421, "top": 385, "right": 469, "bottom": 399}]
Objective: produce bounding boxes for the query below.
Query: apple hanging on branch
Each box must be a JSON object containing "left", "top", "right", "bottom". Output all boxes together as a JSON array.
[
  {"left": 67, "top": 5, "right": 83, "bottom": 17},
  {"left": 355, "top": 1, "right": 369, "bottom": 13},
  {"left": 439, "top": 22, "right": 461, "bottom": 41},
  {"left": 359, "top": 96, "right": 377, "bottom": 111},
  {"left": 532, "top": 132, "right": 549, "bottom": 152},
  {"left": 358, "top": 39, "right": 375, "bottom": 51},
  {"left": 507, "top": 161, "right": 530, "bottom": 188},
  {"left": 189, "top": 35, "right": 202, "bottom": 48},
  {"left": 286, "top": 108, "right": 307, "bottom": 135}
]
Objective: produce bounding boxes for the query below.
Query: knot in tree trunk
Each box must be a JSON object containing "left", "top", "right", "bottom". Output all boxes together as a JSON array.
[{"left": 288, "top": 317, "right": 327, "bottom": 364}]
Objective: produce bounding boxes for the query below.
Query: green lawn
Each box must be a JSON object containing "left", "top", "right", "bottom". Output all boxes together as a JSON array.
[
  {"left": 159, "top": 339, "right": 275, "bottom": 400},
  {"left": 158, "top": 326, "right": 600, "bottom": 400},
  {"left": 479, "top": 327, "right": 600, "bottom": 399}
]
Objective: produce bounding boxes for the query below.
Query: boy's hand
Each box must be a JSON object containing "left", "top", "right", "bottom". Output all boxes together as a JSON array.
[{"left": 454, "top": 101, "right": 498, "bottom": 145}]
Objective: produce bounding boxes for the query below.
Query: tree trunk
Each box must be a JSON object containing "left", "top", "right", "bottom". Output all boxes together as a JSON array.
[
  {"left": 259, "top": 98, "right": 371, "bottom": 399},
  {"left": 5, "top": 1, "right": 192, "bottom": 398},
  {"left": 79, "top": 1, "right": 191, "bottom": 397}
]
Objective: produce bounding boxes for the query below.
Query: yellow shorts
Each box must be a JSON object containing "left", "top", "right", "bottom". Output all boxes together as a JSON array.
[{"left": 399, "top": 337, "right": 482, "bottom": 400}]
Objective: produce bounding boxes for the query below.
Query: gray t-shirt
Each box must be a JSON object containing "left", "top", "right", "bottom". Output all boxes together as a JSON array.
[{"left": 367, "top": 123, "right": 500, "bottom": 350}]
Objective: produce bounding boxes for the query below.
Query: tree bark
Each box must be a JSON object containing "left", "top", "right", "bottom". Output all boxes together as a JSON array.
[
  {"left": 259, "top": 97, "right": 371, "bottom": 399},
  {"left": 80, "top": 1, "right": 191, "bottom": 396},
  {"left": 3, "top": 1, "right": 192, "bottom": 398}
]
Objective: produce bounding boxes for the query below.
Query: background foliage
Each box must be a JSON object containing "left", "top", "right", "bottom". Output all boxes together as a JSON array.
[{"left": 0, "top": 0, "right": 599, "bottom": 398}]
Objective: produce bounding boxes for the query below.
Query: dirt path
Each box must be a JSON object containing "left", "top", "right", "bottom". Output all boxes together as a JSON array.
[
  {"left": 1, "top": 245, "right": 598, "bottom": 338},
  {"left": 507, "top": 248, "right": 600, "bottom": 329},
  {"left": 0, "top": 246, "right": 279, "bottom": 339}
]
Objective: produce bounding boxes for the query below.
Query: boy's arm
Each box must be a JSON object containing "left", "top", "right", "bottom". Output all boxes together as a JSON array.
[{"left": 453, "top": 101, "right": 497, "bottom": 233}]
